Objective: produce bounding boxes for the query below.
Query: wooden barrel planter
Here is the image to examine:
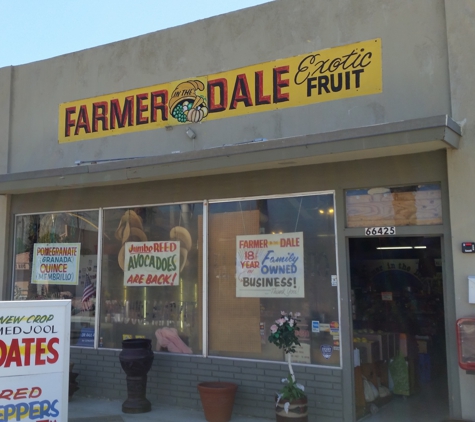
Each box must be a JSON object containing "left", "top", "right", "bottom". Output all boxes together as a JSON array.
[
  {"left": 275, "top": 396, "right": 308, "bottom": 422},
  {"left": 197, "top": 381, "right": 238, "bottom": 422}
]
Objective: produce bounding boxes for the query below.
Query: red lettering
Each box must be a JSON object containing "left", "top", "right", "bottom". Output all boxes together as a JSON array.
[
  {"left": 0, "top": 340, "right": 6, "bottom": 366},
  {"left": 280, "top": 237, "right": 300, "bottom": 247},
  {"left": 255, "top": 71, "right": 271, "bottom": 105},
  {"left": 136, "top": 93, "right": 149, "bottom": 125},
  {"left": 74, "top": 105, "right": 91, "bottom": 135},
  {"left": 23, "top": 338, "right": 35, "bottom": 366},
  {"left": 207, "top": 78, "right": 228, "bottom": 113},
  {"left": 65, "top": 106, "right": 76, "bottom": 137},
  {"left": 110, "top": 97, "right": 134, "bottom": 129},
  {"left": 13, "top": 388, "right": 28, "bottom": 400},
  {"left": 0, "top": 387, "right": 42, "bottom": 400},
  {"left": 47, "top": 338, "right": 59, "bottom": 364},
  {"left": 0, "top": 389, "right": 13, "bottom": 400},
  {"left": 230, "top": 74, "right": 253, "bottom": 109},
  {"left": 151, "top": 90, "right": 168, "bottom": 122},
  {"left": 29, "top": 387, "right": 42, "bottom": 399},
  {"left": 5, "top": 339, "right": 22, "bottom": 368},
  {"left": 35, "top": 338, "right": 47, "bottom": 366},
  {"left": 92, "top": 101, "right": 109, "bottom": 132},
  {"left": 273, "top": 66, "right": 290, "bottom": 103},
  {"left": 153, "top": 242, "right": 177, "bottom": 252}
]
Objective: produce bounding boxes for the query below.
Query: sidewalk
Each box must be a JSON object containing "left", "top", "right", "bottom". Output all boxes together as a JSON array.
[{"left": 68, "top": 395, "right": 272, "bottom": 422}]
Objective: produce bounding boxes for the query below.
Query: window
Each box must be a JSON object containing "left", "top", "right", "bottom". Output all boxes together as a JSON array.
[
  {"left": 13, "top": 210, "right": 99, "bottom": 347},
  {"left": 13, "top": 194, "right": 340, "bottom": 367},
  {"left": 99, "top": 203, "right": 203, "bottom": 353},
  {"left": 207, "top": 193, "right": 340, "bottom": 366}
]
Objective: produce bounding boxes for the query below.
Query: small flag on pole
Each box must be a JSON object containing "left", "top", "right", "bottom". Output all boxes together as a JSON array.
[{"left": 82, "top": 272, "right": 96, "bottom": 311}]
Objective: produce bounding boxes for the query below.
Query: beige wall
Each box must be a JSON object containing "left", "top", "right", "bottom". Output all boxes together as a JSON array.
[
  {"left": 0, "top": 195, "right": 10, "bottom": 300},
  {"left": 4, "top": 0, "right": 451, "bottom": 175},
  {"left": 445, "top": 1, "right": 475, "bottom": 419},
  {"left": 0, "top": 67, "right": 11, "bottom": 174}
]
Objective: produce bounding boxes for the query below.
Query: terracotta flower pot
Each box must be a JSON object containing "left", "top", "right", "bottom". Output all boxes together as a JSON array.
[
  {"left": 275, "top": 396, "right": 308, "bottom": 422},
  {"left": 197, "top": 381, "right": 238, "bottom": 422}
]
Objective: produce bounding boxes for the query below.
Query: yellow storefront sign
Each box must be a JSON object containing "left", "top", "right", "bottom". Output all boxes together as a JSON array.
[{"left": 58, "top": 39, "right": 382, "bottom": 143}]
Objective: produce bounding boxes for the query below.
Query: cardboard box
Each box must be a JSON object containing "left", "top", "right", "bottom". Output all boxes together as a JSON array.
[
  {"left": 354, "top": 341, "right": 380, "bottom": 363},
  {"left": 361, "top": 334, "right": 387, "bottom": 361}
]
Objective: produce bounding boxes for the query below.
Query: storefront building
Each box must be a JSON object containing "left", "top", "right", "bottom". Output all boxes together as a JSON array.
[{"left": 1, "top": 0, "right": 474, "bottom": 420}]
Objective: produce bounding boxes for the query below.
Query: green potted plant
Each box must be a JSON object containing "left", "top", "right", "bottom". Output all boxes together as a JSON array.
[{"left": 269, "top": 311, "right": 308, "bottom": 422}]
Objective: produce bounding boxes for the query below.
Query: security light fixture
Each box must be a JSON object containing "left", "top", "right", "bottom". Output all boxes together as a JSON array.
[{"left": 186, "top": 127, "right": 196, "bottom": 140}]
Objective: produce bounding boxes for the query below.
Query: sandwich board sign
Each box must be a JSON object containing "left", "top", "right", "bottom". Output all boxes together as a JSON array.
[{"left": 0, "top": 300, "right": 71, "bottom": 422}]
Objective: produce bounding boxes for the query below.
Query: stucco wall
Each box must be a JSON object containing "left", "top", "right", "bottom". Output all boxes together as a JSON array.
[
  {"left": 0, "top": 67, "right": 11, "bottom": 174},
  {"left": 4, "top": 0, "right": 451, "bottom": 174},
  {"left": 445, "top": 1, "right": 475, "bottom": 419}
]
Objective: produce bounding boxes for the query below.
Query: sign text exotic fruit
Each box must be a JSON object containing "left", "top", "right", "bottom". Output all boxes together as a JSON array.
[
  {"left": 31, "top": 243, "right": 81, "bottom": 285},
  {"left": 124, "top": 241, "right": 180, "bottom": 286},
  {"left": 0, "top": 300, "right": 71, "bottom": 422},
  {"left": 59, "top": 39, "right": 382, "bottom": 143},
  {"left": 236, "top": 232, "right": 304, "bottom": 298}
]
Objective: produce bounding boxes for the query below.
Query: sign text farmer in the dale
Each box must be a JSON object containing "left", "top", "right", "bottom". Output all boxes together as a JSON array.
[{"left": 236, "top": 232, "right": 304, "bottom": 298}]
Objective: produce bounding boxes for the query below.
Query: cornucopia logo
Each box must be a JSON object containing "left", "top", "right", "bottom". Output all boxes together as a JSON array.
[{"left": 169, "top": 80, "right": 208, "bottom": 124}]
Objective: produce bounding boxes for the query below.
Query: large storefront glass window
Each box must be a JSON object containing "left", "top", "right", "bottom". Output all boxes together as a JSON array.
[
  {"left": 207, "top": 193, "right": 340, "bottom": 367},
  {"left": 100, "top": 204, "right": 202, "bottom": 354},
  {"left": 13, "top": 210, "right": 100, "bottom": 347}
]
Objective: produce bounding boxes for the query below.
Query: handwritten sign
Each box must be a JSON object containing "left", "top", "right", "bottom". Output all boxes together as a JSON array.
[
  {"left": 236, "top": 233, "right": 304, "bottom": 298},
  {"left": 31, "top": 243, "right": 81, "bottom": 285},
  {"left": 0, "top": 300, "right": 71, "bottom": 422},
  {"left": 124, "top": 241, "right": 180, "bottom": 286}
]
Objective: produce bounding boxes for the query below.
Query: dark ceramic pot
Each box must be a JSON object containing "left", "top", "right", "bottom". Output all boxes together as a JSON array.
[{"left": 119, "top": 338, "right": 154, "bottom": 414}]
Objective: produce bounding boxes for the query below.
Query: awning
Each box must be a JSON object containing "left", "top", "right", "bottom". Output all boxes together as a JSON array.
[{"left": 0, "top": 115, "right": 461, "bottom": 194}]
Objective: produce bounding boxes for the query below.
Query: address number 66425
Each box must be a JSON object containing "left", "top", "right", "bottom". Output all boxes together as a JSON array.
[{"left": 364, "top": 227, "right": 396, "bottom": 236}]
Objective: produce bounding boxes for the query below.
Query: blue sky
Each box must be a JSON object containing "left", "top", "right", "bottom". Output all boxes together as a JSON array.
[{"left": 0, "top": 0, "right": 272, "bottom": 68}]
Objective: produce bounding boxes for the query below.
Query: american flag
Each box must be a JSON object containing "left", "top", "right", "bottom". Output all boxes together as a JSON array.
[{"left": 82, "top": 272, "right": 96, "bottom": 311}]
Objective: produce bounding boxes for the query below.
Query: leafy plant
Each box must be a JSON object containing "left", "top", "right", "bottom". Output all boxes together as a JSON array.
[
  {"left": 268, "top": 311, "right": 306, "bottom": 409},
  {"left": 268, "top": 311, "right": 302, "bottom": 354},
  {"left": 279, "top": 374, "right": 306, "bottom": 402}
]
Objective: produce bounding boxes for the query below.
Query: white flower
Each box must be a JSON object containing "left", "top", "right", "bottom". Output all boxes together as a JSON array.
[
  {"left": 295, "top": 312, "right": 301, "bottom": 317},
  {"left": 296, "top": 383, "right": 305, "bottom": 391},
  {"left": 281, "top": 311, "right": 286, "bottom": 316},
  {"left": 271, "top": 324, "right": 278, "bottom": 333},
  {"left": 289, "top": 319, "right": 295, "bottom": 327},
  {"left": 284, "top": 402, "right": 290, "bottom": 414}
]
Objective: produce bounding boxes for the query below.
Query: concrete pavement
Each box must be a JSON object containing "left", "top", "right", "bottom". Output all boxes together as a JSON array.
[{"left": 68, "top": 395, "right": 272, "bottom": 422}]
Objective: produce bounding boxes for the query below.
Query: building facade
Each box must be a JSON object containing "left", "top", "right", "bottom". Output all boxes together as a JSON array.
[{"left": 1, "top": 1, "right": 474, "bottom": 420}]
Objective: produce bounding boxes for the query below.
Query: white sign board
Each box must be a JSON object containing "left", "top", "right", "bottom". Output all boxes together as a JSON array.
[
  {"left": 31, "top": 243, "right": 81, "bottom": 285},
  {"left": 0, "top": 300, "right": 71, "bottom": 422},
  {"left": 124, "top": 241, "right": 180, "bottom": 286},
  {"left": 236, "top": 233, "right": 305, "bottom": 298}
]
